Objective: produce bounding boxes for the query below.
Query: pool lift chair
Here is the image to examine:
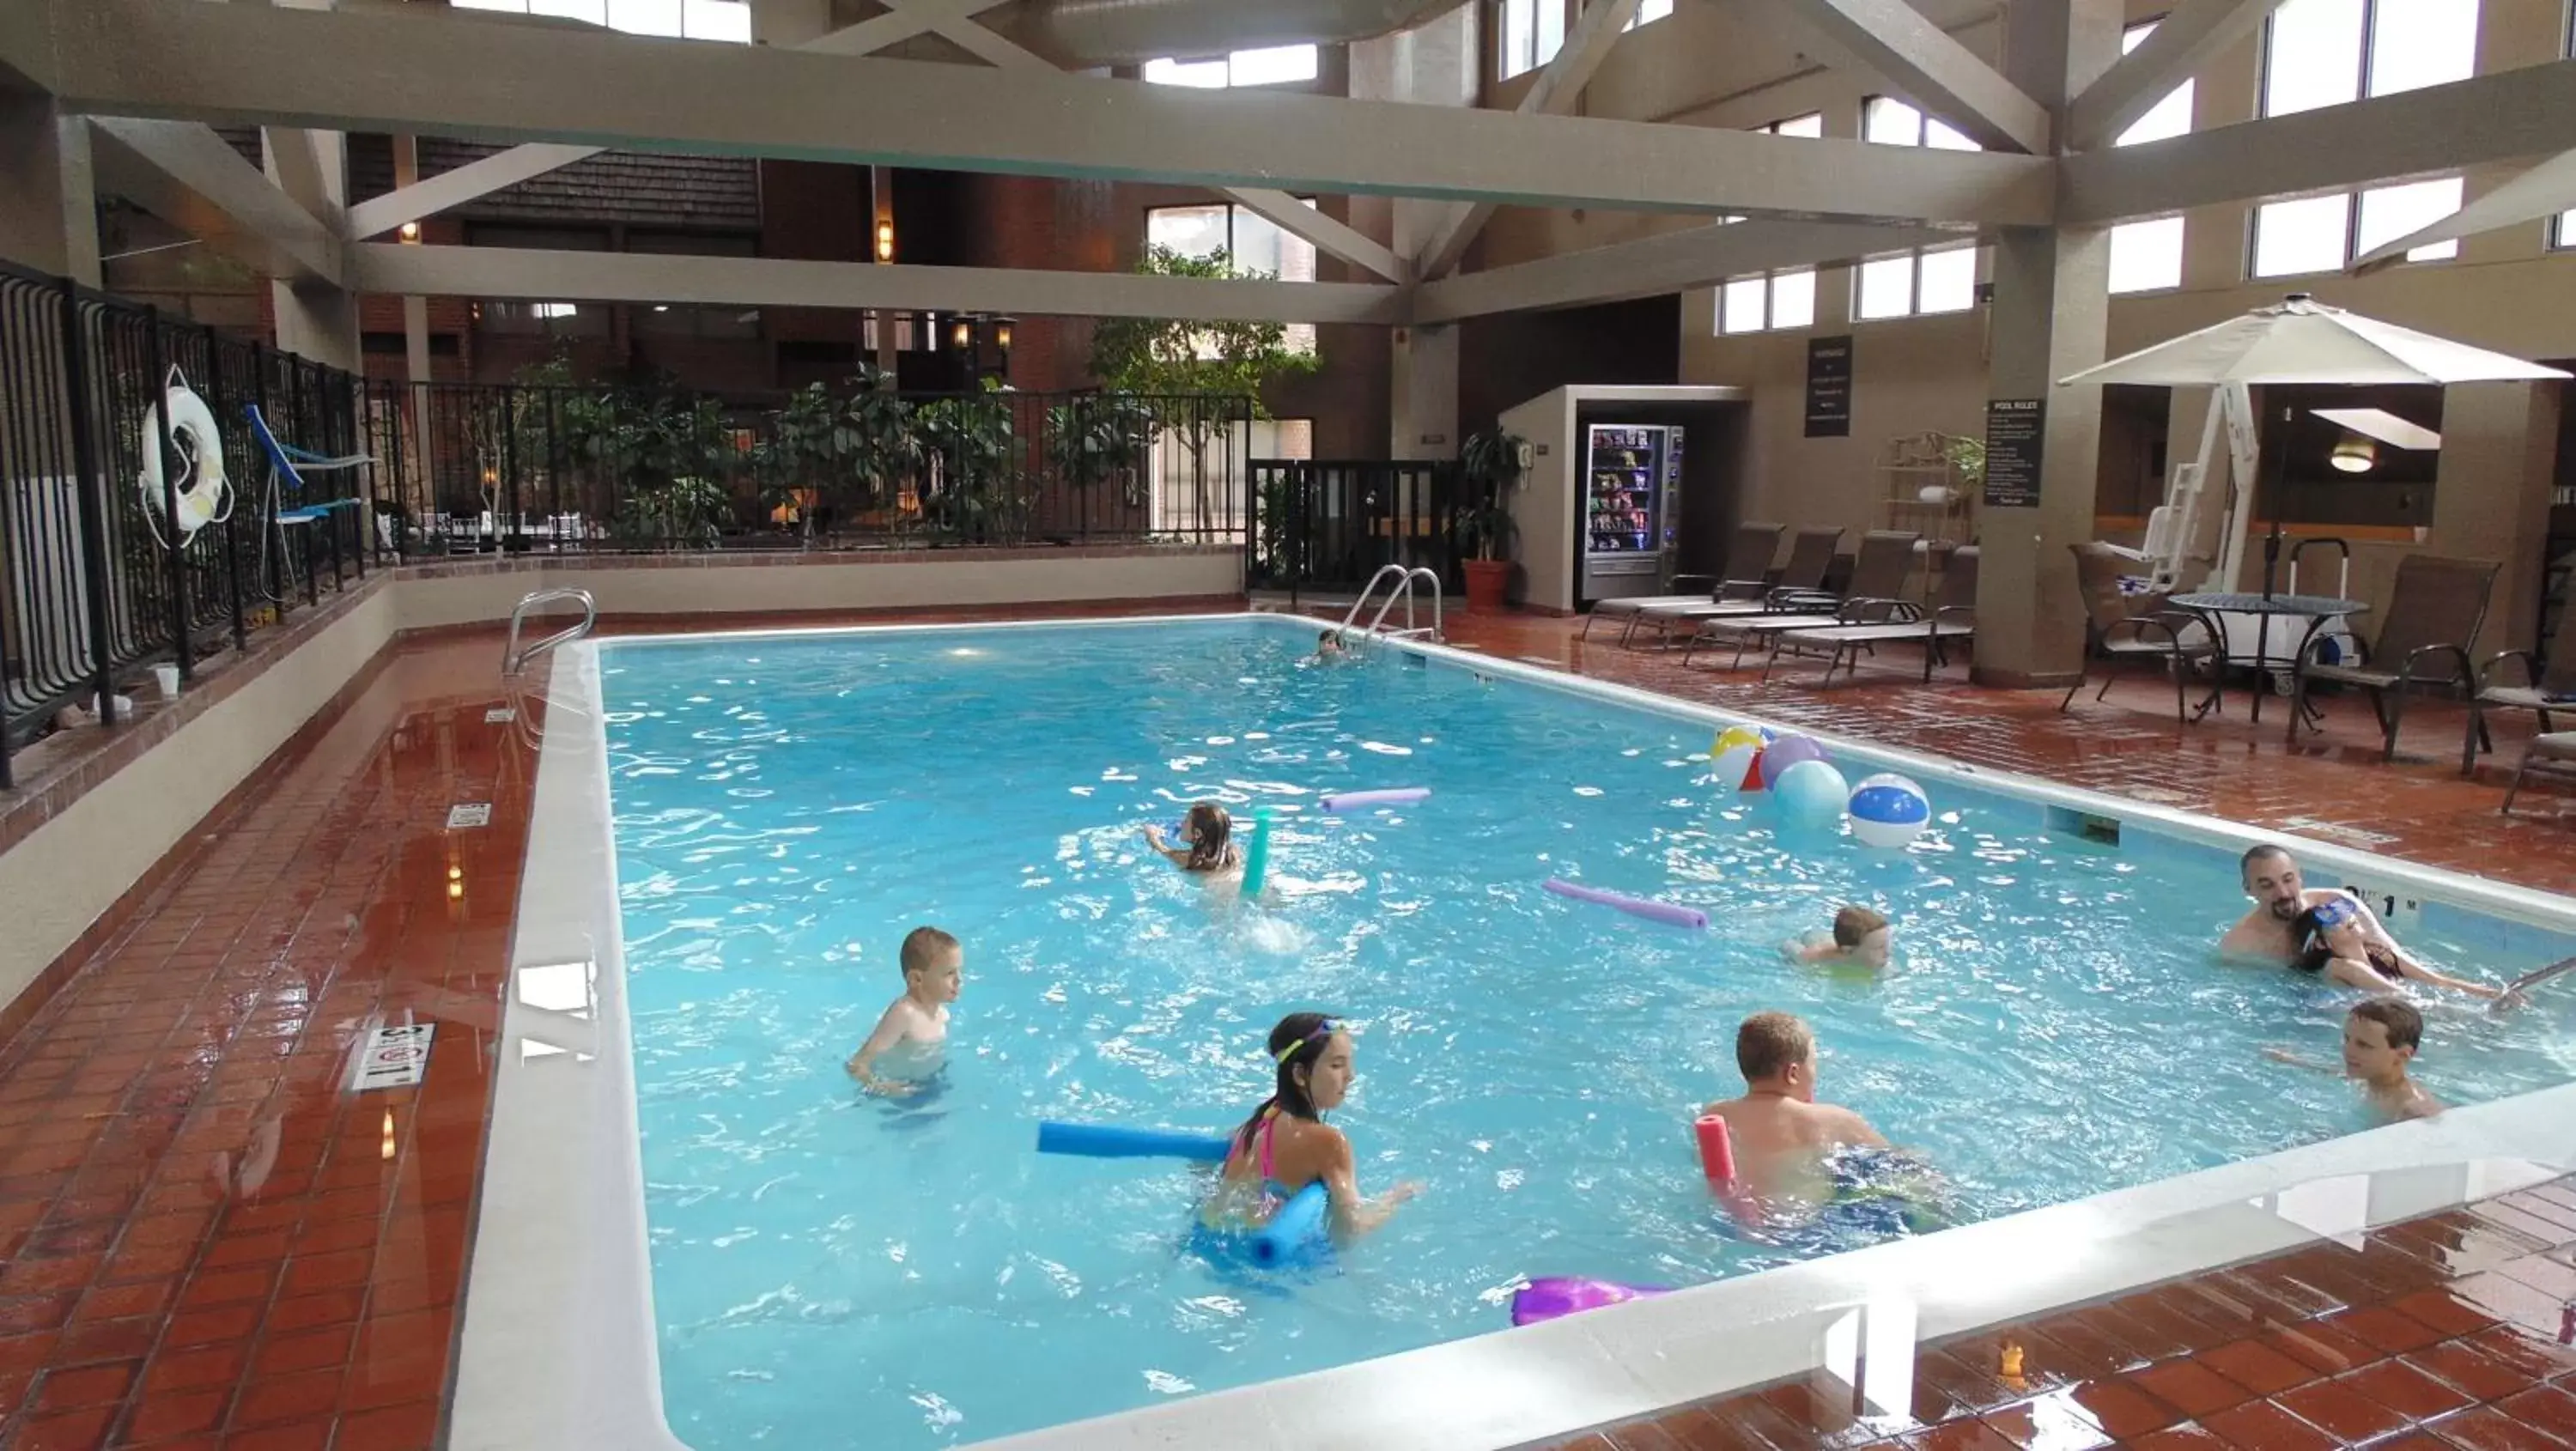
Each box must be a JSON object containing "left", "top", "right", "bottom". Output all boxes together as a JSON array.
[{"left": 1334, "top": 564, "right": 1443, "bottom": 653}]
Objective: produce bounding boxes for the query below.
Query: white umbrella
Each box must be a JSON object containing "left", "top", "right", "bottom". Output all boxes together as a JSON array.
[{"left": 2060, "top": 293, "right": 2570, "bottom": 388}]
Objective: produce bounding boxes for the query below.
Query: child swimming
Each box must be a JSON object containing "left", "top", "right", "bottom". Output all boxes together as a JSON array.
[
  {"left": 1315, "top": 630, "right": 1347, "bottom": 662},
  {"left": 2264, "top": 997, "right": 2445, "bottom": 1121},
  {"left": 1203, "top": 1012, "right": 1418, "bottom": 1241},
  {"left": 1143, "top": 801, "right": 1240, "bottom": 872},
  {"left": 844, "top": 926, "right": 963, "bottom": 1096},
  {"left": 1784, "top": 906, "right": 1893, "bottom": 971}
]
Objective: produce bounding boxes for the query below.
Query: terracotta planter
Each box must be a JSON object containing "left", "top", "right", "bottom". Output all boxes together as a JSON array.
[{"left": 1462, "top": 558, "right": 1512, "bottom": 611}]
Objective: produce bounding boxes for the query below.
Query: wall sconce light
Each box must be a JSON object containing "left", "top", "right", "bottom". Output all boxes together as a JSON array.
[
  {"left": 398, "top": 221, "right": 422, "bottom": 244},
  {"left": 2330, "top": 434, "right": 2376, "bottom": 473},
  {"left": 875, "top": 219, "right": 895, "bottom": 263},
  {"left": 952, "top": 317, "right": 975, "bottom": 351},
  {"left": 993, "top": 317, "right": 1014, "bottom": 352}
]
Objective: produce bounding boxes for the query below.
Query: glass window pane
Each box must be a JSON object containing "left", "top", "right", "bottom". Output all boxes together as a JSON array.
[
  {"left": 1773, "top": 112, "right": 1824, "bottom": 139},
  {"left": 2560, "top": 210, "right": 2576, "bottom": 252},
  {"left": 1231, "top": 208, "right": 1318, "bottom": 282},
  {"left": 1144, "top": 57, "right": 1229, "bottom": 87},
  {"left": 1146, "top": 203, "right": 1229, "bottom": 260},
  {"left": 2357, "top": 177, "right": 2464, "bottom": 261},
  {"left": 1917, "top": 246, "right": 1978, "bottom": 313},
  {"left": 2251, "top": 194, "right": 2352, "bottom": 276},
  {"left": 1856, "top": 255, "right": 1914, "bottom": 319},
  {"left": 1538, "top": 0, "right": 1565, "bottom": 62},
  {"left": 680, "top": 0, "right": 748, "bottom": 40},
  {"left": 1626, "top": 0, "right": 1674, "bottom": 30},
  {"left": 1721, "top": 276, "right": 1766, "bottom": 334},
  {"left": 1229, "top": 44, "right": 1318, "bottom": 86},
  {"left": 530, "top": 0, "right": 605, "bottom": 20},
  {"left": 2119, "top": 78, "right": 2195, "bottom": 145},
  {"left": 1864, "top": 96, "right": 1923, "bottom": 146},
  {"left": 2368, "top": 0, "right": 2477, "bottom": 97},
  {"left": 1924, "top": 116, "right": 1980, "bottom": 151},
  {"left": 2108, "top": 216, "right": 2186, "bottom": 293},
  {"left": 1502, "top": 0, "right": 1532, "bottom": 76},
  {"left": 1770, "top": 270, "right": 1816, "bottom": 330},
  {"left": 608, "top": 0, "right": 681, "bottom": 34},
  {"left": 453, "top": 0, "right": 527, "bottom": 11},
  {"left": 2265, "top": 0, "right": 2365, "bottom": 115}
]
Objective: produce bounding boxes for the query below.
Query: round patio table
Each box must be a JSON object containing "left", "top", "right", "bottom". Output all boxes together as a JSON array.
[{"left": 2168, "top": 592, "right": 2369, "bottom": 732}]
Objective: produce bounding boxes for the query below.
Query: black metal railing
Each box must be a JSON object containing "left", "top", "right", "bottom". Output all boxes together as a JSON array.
[{"left": 1247, "top": 458, "right": 1462, "bottom": 608}]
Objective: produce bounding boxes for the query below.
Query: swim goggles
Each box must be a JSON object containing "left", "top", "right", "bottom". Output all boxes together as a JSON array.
[
  {"left": 2309, "top": 895, "right": 2360, "bottom": 930},
  {"left": 1276, "top": 1018, "right": 1340, "bottom": 1064}
]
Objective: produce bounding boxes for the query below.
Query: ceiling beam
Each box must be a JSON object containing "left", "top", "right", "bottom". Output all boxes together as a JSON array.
[
  {"left": 1765, "top": 0, "right": 2050, "bottom": 154},
  {"left": 348, "top": 243, "right": 1408, "bottom": 325},
  {"left": 1414, "top": 0, "right": 1642, "bottom": 281},
  {"left": 88, "top": 117, "right": 343, "bottom": 285},
  {"left": 799, "top": 0, "right": 1012, "bottom": 57},
  {"left": 1413, "top": 218, "right": 1953, "bottom": 323},
  {"left": 1225, "top": 189, "right": 1411, "bottom": 283},
  {"left": 2065, "top": 0, "right": 2291, "bottom": 152},
  {"left": 2351, "top": 148, "right": 2576, "bottom": 273},
  {"left": 0, "top": 0, "right": 54, "bottom": 95},
  {"left": 2062, "top": 59, "right": 2576, "bottom": 224},
  {"left": 345, "top": 142, "right": 600, "bottom": 240},
  {"left": 44, "top": 0, "right": 2056, "bottom": 226}
]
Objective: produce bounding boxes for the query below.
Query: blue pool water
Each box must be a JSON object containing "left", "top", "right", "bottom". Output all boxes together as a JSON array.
[{"left": 598, "top": 616, "right": 2576, "bottom": 1451}]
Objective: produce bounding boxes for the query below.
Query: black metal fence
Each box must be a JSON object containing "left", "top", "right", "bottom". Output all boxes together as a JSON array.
[{"left": 1247, "top": 459, "right": 1463, "bottom": 607}]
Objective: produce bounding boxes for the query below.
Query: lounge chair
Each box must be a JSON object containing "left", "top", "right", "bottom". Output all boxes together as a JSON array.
[
  {"left": 2063, "top": 541, "right": 2216, "bottom": 724},
  {"left": 1765, "top": 545, "right": 1979, "bottom": 684},
  {"left": 1630, "top": 525, "right": 1844, "bottom": 647},
  {"left": 2500, "top": 731, "right": 2576, "bottom": 814},
  {"left": 1582, "top": 521, "right": 1785, "bottom": 642},
  {"left": 1682, "top": 530, "right": 1920, "bottom": 669},
  {"left": 2289, "top": 553, "right": 2497, "bottom": 761},
  {"left": 2461, "top": 611, "right": 2576, "bottom": 776}
]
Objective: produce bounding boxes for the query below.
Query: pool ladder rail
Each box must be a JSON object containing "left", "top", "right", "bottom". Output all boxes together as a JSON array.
[
  {"left": 502, "top": 587, "right": 598, "bottom": 677},
  {"left": 1335, "top": 564, "right": 1443, "bottom": 651}
]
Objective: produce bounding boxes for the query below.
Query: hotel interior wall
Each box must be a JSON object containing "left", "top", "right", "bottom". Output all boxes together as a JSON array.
[
  {"left": 1473, "top": 0, "right": 2573, "bottom": 655},
  {"left": 0, "top": 547, "right": 1241, "bottom": 1018}
]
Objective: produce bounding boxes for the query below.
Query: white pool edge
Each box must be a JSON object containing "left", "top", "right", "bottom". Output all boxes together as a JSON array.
[{"left": 451, "top": 612, "right": 2576, "bottom": 1451}]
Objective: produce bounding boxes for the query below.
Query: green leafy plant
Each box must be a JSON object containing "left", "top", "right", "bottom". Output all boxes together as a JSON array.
[
  {"left": 915, "top": 384, "right": 1024, "bottom": 543},
  {"left": 1090, "top": 246, "right": 1311, "bottom": 518},
  {"left": 1457, "top": 428, "right": 1528, "bottom": 563},
  {"left": 1942, "top": 433, "right": 1987, "bottom": 490},
  {"left": 1044, "top": 393, "right": 1157, "bottom": 507}
]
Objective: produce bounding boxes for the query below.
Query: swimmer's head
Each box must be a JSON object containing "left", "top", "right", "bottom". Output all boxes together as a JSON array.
[
  {"left": 1736, "top": 1011, "right": 1817, "bottom": 1100},
  {"left": 2345, "top": 997, "right": 2422, "bottom": 1079},
  {"left": 1183, "top": 801, "right": 1233, "bottom": 871},
  {"left": 899, "top": 926, "right": 963, "bottom": 1003},
  {"left": 2242, "top": 845, "right": 2306, "bottom": 920},
  {"left": 1832, "top": 906, "right": 1892, "bottom": 968},
  {"left": 1237, "top": 1012, "right": 1352, "bottom": 1147},
  {"left": 1317, "top": 630, "right": 1344, "bottom": 656}
]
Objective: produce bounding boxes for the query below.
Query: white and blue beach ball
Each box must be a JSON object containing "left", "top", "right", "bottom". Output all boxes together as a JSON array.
[{"left": 1846, "top": 773, "right": 1931, "bottom": 848}]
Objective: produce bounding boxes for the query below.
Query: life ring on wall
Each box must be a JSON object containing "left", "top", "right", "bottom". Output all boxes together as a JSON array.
[{"left": 137, "top": 373, "right": 229, "bottom": 538}]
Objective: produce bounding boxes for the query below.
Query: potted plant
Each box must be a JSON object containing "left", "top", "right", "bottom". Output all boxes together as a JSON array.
[{"left": 1457, "top": 428, "right": 1527, "bottom": 611}]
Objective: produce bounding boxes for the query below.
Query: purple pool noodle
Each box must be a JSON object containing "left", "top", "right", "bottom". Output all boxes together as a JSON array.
[
  {"left": 1759, "top": 734, "right": 1826, "bottom": 788},
  {"left": 1320, "top": 786, "right": 1431, "bottom": 813},
  {"left": 1542, "top": 878, "right": 1709, "bottom": 930},
  {"left": 1511, "top": 1277, "right": 1672, "bottom": 1327}
]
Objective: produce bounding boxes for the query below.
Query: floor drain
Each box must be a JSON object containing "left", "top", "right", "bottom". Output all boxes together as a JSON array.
[{"left": 447, "top": 803, "right": 492, "bottom": 829}]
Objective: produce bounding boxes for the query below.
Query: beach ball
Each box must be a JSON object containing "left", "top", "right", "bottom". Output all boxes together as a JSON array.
[
  {"left": 1710, "top": 725, "right": 1766, "bottom": 760},
  {"left": 1759, "top": 734, "right": 1826, "bottom": 789},
  {"left": 1847, "top": 773, "right": 1932, "bottom": 849},
  {"left": 1773, "top": 759, "right": 1850, "bottom": 828}
]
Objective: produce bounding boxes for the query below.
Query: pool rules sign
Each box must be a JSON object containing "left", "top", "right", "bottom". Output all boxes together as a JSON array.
[
  {"left": 351, "top": 1022, "right": 435, "bottom": 1091},
  {"left": 1982, "top": 398, "right": 2045, "bottom": 508}
]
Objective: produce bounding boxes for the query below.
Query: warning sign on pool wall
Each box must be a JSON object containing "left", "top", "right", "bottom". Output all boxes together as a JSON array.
[{"left": 350, "top": 1023, "right": 435, "bottom": 1092}]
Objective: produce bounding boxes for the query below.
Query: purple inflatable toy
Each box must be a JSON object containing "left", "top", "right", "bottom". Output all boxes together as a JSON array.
[
  {"left": 1758, "top": 734, "right": 1827, "bottom": 788},
  {"left": 1511, "top": 1276, "right": 1672, "bottom": 1327}
]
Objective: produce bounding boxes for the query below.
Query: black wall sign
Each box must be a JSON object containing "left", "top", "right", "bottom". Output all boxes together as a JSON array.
[
  {"left": 1804, "top": 335, "right": 1853, "bottom": 438},
  {"left": 1982, "top": 398, "right": 2045, "bottom": 508}
]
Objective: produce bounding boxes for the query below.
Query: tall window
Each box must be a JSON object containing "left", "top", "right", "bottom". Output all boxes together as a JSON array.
[
  {"left": 2251, "top": 0, "right": 2477, "bottom": 276},
  {"left": 1145, "top": 202, "right": 1320, "bottom": 355},
  {"left": 1501, "top": 0, "right": 1566, "bottom": 78},
  {"left": 1853, "top": 97, "right": 1980, "bottom": 320},
  {"left": 452, "top": 0, "right": 752, "bottom": 41},
  {"left": 1714, "top": 113, "right": 1823, "bottom": 331},
  {"left": 2106, "top": 21, "right": 2195, "bottom": 294},
  {"left": 1143, "top": 45, "right": 1320, "bottom": 88},
  {"left": 1625, "top": 0, "right": 1674, "bottom": 31}
]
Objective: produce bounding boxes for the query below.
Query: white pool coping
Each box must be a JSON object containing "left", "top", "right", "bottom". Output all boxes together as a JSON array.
[{"left": 450, "top": 611, "right": 2576, "bottom": 1451}]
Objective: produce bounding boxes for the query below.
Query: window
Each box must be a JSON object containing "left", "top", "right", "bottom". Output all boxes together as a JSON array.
[
  {"left": 2251, "top": 0, "right": 2476, "bottom": 276},
  {"left": 1500, "top": 0, "right": 1566, "bottom": 78},
  {"left": 1625, "top": 0, "right": 1674, "bottom": 31},
  {"left": 1850, "top": 98, "right": 1982, "bottom": 319},
  {"left": 2107, "top": 21, "right": 2196, "bottom": 294},
  {"left": 1145, "top": 202, "right": 1320, "bottom": 355},
  {"left": 1718, "top": 269, "right": 1816, "bottom": 334},
  {"left": 1143, "top": 44, "right": 1320, "bottom": 88},
  {"left": 452, "top": 0, "right": 751, "bottom": 41},
  {"left": 1862, "top": 94, "right": 1978, "bottom": 151}
]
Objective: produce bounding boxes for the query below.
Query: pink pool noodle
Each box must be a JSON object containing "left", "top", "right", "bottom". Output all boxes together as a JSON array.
[
  {"left": 1542, "top": 878, "right": 1709, "bottom": 930},
  {"left": 1510, "top": 1277, "right": 1672, "bottom": 1327},
  {"left": 1321, "top": 786, "right": 1431, "bottom": 813},
  {"left": 1695, "top": 1114, "right": 1737, "bottom": 1184}
]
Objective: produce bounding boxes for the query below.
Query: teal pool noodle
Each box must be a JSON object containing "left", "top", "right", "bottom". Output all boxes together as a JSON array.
[
  {"left": 1248, "top": 1181, "right": 1330, "bottom": 1267},
  {"left": 1036, "top": 1122, "right": 1230, "bottom": 1162},
  {"left": 1239, "top": 806, "right": 1273, "bottom": 898}
]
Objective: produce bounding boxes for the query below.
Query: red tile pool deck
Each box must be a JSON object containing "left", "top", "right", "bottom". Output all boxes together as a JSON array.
[{"left": 0, "top": 604, "right": 2568, "bottom": 1451}]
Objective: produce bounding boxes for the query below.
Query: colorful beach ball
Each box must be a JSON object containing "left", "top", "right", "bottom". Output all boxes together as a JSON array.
[
  {"left": 1759, "top": 734, "right": 1826, "bottom": 789},
  {"left": 1773, "top": 758, "right": 1850, "bottom": 828},
  {"left": 1710, "top": 726, "right": 1767, "bottom": 793},
  {"left": 1847, "top": 773, "right": 1932, "bottom": 848}
]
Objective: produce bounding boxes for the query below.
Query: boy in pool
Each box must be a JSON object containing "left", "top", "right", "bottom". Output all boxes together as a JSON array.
[
  {"left": 1700, "top": 1012, "right": 1890, "bottom": 1212},
  {"left": 1785, "top": 906, "right": 1893, "bottom": 971},
  {"left": 845, "top": 926, "right": 963, "bottom": 1097},
  {"left": 2264, "top": 997, "right": 2445, "bottom": 1121}
]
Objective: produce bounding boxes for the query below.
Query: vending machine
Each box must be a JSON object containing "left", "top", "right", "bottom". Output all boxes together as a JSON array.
[{"left": 1581, "top": 422, "right": 1685, "bottom": 604}]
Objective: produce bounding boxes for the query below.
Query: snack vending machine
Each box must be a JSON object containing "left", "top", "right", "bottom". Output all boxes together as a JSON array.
[{"left": 1581, "top": 422, "right": 1684, "bottom": 604}]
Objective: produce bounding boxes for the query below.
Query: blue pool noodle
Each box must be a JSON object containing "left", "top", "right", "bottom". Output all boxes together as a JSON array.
[
  {"left": 1036, "top": 1122, "right": 1231, "bottom": 1162},
  {"left": 1248, "top": 1181, "right": 1330, "bottom": 1268},
  {"left": 1238, "top": 807, "right": 1272, "bottom": 898}
]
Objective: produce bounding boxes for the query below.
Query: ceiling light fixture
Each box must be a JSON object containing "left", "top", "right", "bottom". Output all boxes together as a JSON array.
[
  {"left": 398, "top": 221, "right": 422, "bottom": 243},
  {"left": 2329, "top": 434, "right": 2376, "bottom": 474},
  {"left": 875, "top": 219, "right": 895, "bottom": 263}
]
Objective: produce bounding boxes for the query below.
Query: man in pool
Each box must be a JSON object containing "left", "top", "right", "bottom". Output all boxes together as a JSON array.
[
  {"left": 845, "top": 926, "right": 963, "bottom": 1096},
  {"left": 1699, "top": 1012, "right": 1889, "bottom": 1212},
  {"left": 2221, "top": 845, "right": 2502, "bottom": 1000},
  {"left": 2265, "top": 998, "right": 2445, "bottom": 1121}
]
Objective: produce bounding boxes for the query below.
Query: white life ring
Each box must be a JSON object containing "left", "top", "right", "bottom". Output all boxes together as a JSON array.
[{"left": 138, "top": 383, "right": 228, "bottom": 537}]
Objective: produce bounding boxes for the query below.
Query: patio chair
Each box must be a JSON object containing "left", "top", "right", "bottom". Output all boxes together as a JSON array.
[
  {"left": 2500, "top": 731, "right": 2576, "bottom": 814},
  {"left": 1629, "top": 525, "right": 1844, "bottom": 647},
  {"left": 2062, "top": 542, "right": 2216, "bottom": 724},
  {"left": 1583, "top": 521, "right": 1785, "bottom": 642},
  {"left": 2461, "top": 614, "right": 2576, "bottom": 776},
  {"left": 2289, "top": 553, "right": 2497, "bottom": 762},
  {"left": 1683, "top": 529, "right": 1919, "bottom": 669},
  {"left": 1765, "top": 545, "right": 1978, "bottom": 684}
]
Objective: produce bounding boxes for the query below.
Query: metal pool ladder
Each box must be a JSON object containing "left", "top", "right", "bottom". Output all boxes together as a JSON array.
[
  {"left": 1336, "top": 564, "right": 1443, "bottom": 650},
  {"left": 502, "top": 587, "right": 597, "bottom": 676}
]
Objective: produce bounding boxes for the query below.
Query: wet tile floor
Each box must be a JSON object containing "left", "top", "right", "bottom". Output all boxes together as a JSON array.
[{"left": 0, "top": 602, "right": 2567, "bottom": 1450}]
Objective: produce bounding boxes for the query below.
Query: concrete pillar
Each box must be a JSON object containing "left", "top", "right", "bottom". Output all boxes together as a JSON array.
[
  {"left": 1351, "top": 3, "right": 1475, "bottom": 459},
  {"left": 2431, "top": 380, "right": 2562, "bottom": 655},
  {"left": 1971, "top": 0, "right": 2122, "bottom": 688},
  {"left": 263, "top": 129, "right": 360, "bottom": 369},
  {"left": 0, "top": 96, "right": 100, "bottom": 285},
  {"left": 1391, "top": 323, "right": 1460, "bottom": 460}
]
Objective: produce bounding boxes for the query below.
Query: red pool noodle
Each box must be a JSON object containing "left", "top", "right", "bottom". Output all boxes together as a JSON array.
[{"left": 1695, "top": 1114, "right": 1736, "bottom": 1183}]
